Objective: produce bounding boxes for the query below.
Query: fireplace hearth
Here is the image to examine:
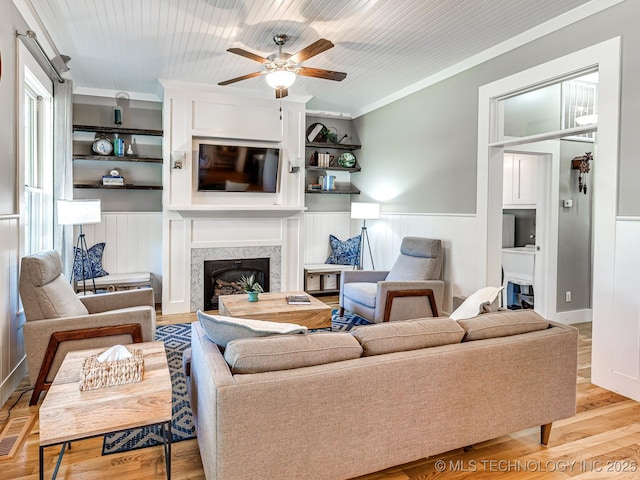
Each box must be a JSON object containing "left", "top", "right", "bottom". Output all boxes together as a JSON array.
[{"left": 204, "top": 258, "right": 270, "bottom": 310}]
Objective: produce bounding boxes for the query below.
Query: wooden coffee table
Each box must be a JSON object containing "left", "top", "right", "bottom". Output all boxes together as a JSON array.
[
  {"left": 38, "top": 341, "right": 172, "bottom": 480},
  {"left": 218, "top": 291, "right": 333, "bottom": 329}
]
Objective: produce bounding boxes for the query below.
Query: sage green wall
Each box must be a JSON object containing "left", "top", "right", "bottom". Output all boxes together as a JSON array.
[
  {"left": 353, "top": 0, "right": 640, "bottom": 216},
  {"left": 557, "top": 140, "right": 593, "bottom": 312}
]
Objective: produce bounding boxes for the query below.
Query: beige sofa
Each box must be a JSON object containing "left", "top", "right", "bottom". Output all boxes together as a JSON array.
[{"left": 190, "top": 311, "right": 578, "bottom": 480}]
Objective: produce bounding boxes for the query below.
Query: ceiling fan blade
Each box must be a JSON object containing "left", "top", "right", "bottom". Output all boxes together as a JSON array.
[
  {"left": 227, "top": 48, "right": 270, "bottom": 64},
  {"left": 275, "top": 88, "right": 288, "bottom": 99},
  {"left": 290, "top": 39, "right": 334, "bottom": 63},
  {"left": 218, "top": 71, "right": 263, "bottom": 86},
  {"left": 297, "top": 66, "right": 347, "bottom": 82}
]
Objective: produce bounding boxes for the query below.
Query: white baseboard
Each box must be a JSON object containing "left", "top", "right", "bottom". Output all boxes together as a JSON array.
[
  {"left": 0, "top": 358, "right": 28, "bottom": 408},
  {"left": 548, "top": 308, "right": 592, "bottom": 325}
]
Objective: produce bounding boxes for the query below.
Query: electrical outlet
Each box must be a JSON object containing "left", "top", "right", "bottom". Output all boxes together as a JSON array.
[{"left": 565, "top": 291, "right": 572, "bottom": 302}]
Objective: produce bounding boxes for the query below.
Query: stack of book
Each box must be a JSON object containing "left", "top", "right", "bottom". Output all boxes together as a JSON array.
[
  {"left": 102, "top": 169, "right": 124, "bottom": 186},
  {"left": 286, "top": 294, "right": 311, "bottom": 305}
]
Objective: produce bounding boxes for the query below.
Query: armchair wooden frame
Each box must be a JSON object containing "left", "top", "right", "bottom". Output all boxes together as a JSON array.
[
  {"left": 383, "top": 289, "right": 439, "bottom": 322},
  {"left": 30, "top": 323, "right": 143, "bottom": 406}
]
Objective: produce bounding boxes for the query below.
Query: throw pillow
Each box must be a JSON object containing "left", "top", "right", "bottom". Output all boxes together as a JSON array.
[
  {"left": 457, "top": 310, "right": 549, "bottom": 341},
  {"left": 325, "top": 234, "right": 361, "bottom": 265},
  {"left": 72, "top": 242, "right": 109, "bottom": 281},
  {"left": 449, "top": 286, "right": 503, "bottom": 321},
  {"left": 197, "top": 310, "right": 307, "bottom": 348}
]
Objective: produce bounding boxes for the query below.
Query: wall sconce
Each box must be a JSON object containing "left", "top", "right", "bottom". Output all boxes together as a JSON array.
[
  {"left": 571, "top": 152, "right": 592, "bottom": 194},
  {"left": 289, "top": 157, "right": 300, "bottom": 173},
  {"left": 172, "top": 151, "right": 185, "bottom": 169}
]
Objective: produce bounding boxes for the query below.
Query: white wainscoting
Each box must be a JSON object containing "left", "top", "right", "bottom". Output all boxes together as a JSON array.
[
  {"left": 612, "top": 218, "right": 640, "bottom": 383},
  {"left": 304, "top": 212, "right": 351, "bottom": 264},
  {"left": 79, "top": 212, "right": 163, "bottom": 300},
  {"left": 0, "top": 216, "right": 27, "bottom": 408},
  {"left": 304, "top": 212, "right": 481, "bottom": 313}
]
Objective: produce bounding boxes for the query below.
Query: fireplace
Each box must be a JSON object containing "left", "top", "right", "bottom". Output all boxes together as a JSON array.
[{"left": 204, "top": 258, "right": 270, "bottom": 310}]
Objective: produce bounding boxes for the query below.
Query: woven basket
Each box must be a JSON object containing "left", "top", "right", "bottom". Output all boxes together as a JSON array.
[{"left": 79, "top": 347, "right": 144, "bottom": 391}]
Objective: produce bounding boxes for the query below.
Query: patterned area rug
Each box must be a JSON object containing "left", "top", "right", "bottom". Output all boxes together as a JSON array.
[
  {"left": 102, "top": 323, "right": 195, "bottom": 455},
  {"left": 330, "top": 308, "right": 371, "bottom": 331},
  {"left": 101, "top": 309, "right": 369, "bottom": 455}
]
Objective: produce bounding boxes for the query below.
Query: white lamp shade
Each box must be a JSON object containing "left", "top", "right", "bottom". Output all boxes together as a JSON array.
[
  {"left": 57, "top": 199, "right": 102, "bottom": 225},
  {"left": 266, "top": 70, "right": 296, "bottom": 89},
  {"left": 351, "top": 202, "right": 380, "bottom": 220}
]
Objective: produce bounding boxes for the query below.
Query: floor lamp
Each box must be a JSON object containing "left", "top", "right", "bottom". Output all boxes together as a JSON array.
[
  {"left": 351, "top": 202, "right": 380, "bottom": 270},
  {"left": 57, "top": 199, "right": 102, "bottom": 294}
]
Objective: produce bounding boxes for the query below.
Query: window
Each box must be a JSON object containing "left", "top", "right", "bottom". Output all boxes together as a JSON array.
[{"left": 23, "top": 68, "right": 53, "bottom": 255}]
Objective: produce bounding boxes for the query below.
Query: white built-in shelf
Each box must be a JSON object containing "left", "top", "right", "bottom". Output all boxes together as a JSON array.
[
  {"left": 74, "top": 183, "right": 163, "bottom": 191},
  {"left": 169, "top": 205, "right": 306, "bottom": 218},
  {"left": 73, "top": 124, "right": 163, "bottom": 137},
  {"left": 306, "top": 142, "right": 361, "bottom": 150},
  {"left": 306, "top": 183, "right": 361, "bottom": 195},
  {"left": 73, "top": 154, "right": 163, "bottom": 164}
]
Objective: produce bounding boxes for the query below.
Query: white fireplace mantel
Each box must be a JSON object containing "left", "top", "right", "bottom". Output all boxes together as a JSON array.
[
  {"left": 161, "top": 82, "right": 307, "bottom": 314},
  {"left": 169, "top": 205, "right": 306, "bottom": 218}
]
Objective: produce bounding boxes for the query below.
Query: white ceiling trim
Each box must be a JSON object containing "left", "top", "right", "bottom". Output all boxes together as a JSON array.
[
  {"left": 352, "top": 0, "right": 625, "bottom": 118},
  {"left": 72, "top": 86, "right": 163, "bottom": 102}
]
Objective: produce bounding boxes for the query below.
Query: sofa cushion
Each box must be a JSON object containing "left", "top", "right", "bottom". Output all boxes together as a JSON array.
[
  {"left": 224, "top": 332, "right": 363, "bottom": 374},
  {"left": 197, "top": 311, "right": 307, "bottom": 348},
  {"left": 342, "top": 282, "right": 377, "bottom": 308},
  {"left": 351, "top": 317, "right": 465, "bottom": 356},
  {"left": 457, "top": 310, "right": 549, "bottom": 341},
  {"left": 449, "top": 286, "right": 503, "bottom": 320}
]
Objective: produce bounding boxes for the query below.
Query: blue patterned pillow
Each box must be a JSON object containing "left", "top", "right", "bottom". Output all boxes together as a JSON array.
[
  {"left": 73, "top": 242, "right": 109, "bottom": 280},
  {"left": 326, "top": 234, "right": 361, "bottom": 265}
]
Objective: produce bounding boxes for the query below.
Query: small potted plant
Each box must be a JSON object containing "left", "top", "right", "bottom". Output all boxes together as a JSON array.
[{"left": 238, "top": 274, "right": 264, "bottom": 302}]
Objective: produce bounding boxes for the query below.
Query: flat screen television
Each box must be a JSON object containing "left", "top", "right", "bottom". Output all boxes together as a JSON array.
[{"left": 197, "top": 142, "right": 281, "bottom": 193}]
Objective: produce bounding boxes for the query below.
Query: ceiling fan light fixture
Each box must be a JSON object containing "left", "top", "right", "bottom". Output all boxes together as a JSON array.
[{"left": 266, "top": 69, "right": 296, "bottom": 89}]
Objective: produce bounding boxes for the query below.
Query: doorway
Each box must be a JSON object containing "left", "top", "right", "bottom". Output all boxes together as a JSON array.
[{"left": 477, "top": 38, "right": 623, "bottom": 397}]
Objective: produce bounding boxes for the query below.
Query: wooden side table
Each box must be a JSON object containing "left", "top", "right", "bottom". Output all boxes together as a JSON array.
[{"left": 38, "top": 341, "right": 172, "bottom": 480}]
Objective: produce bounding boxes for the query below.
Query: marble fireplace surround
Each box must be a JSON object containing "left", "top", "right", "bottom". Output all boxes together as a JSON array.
[{"left": 191, "top": 246, "right": 282, "bottom": 312}]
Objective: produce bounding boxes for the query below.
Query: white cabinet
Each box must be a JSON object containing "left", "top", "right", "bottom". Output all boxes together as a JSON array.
[{"left": 503, "top": 153, "right": 537, "bottom": 207}]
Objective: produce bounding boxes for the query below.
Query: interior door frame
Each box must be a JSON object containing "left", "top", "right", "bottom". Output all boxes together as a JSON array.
[{"left": 476, "top": 37, "right": 621, "bottom": 391}]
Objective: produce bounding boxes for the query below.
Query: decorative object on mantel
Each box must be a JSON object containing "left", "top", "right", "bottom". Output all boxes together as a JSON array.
[
  {"left": 92, "top": 135, "right": 113, "bottom": 156},
  {"left": 238, "top": 274, "right": 264, "bottom": 302},
  {"left": 338, "top": 152, "right": 357, "bottom": 168},
  {"left": 306, "top": 123, "right": 348, "bottom": 145},
  {"left": 571, "top": 152, "right": 592, "bottom": 194},
  {"left": 114, "top": 91, "right": 129, "bottom": 126},
  {"left": 218, "top": 34, "right": 347, "bottom": 99},
  {"left": 307, "top": 123, "right": 327, "bottom": 142},
  {"left": 102, "top": 169, "right": 125, "bottom": 186}
]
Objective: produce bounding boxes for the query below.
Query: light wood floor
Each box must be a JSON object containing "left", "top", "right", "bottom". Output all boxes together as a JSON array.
[{"left": 2, "top": 305, "right": 638, "bottom": 479}]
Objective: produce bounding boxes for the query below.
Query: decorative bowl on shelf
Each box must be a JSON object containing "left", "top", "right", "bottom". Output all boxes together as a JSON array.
[{"left": 337, "top": 152, "right": 356, "bottom": 168}]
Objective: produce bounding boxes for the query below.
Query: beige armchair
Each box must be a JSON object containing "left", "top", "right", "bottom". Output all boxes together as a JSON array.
[
  {"left": 339, "top": 237, "right": 444, "bottom": 323},
  {"left": 19, "top": 249, "right": 156, "bottom": 405}
]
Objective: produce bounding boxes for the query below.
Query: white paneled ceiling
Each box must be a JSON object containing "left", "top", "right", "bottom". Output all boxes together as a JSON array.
[{"left": 29, "top": 0, "right": 600, "bottom": 116}]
